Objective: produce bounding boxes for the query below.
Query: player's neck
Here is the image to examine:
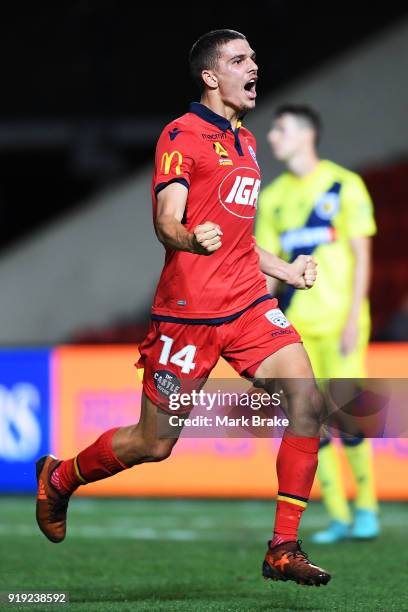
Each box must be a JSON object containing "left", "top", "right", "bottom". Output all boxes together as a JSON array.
[
  {"left": 287, "top": 152, "right": 320, "bottom": 178},
  {"left": 199, "top": 94, "right": 241, "bottom": 129}
]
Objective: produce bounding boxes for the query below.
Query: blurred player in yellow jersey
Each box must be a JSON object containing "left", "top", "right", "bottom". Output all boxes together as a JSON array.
[{"left": 256, "top": 104, "right": 380, "bottom": 543}]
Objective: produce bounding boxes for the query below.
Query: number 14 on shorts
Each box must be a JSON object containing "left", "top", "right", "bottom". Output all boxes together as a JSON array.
[{"left": 159, "top": 335, "right": 197, "bottom": 374}]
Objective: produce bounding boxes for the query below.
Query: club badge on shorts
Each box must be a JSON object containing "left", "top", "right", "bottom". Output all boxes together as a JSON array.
[{"left": 265, "top": 308, "right": 291, "bottom": 329}]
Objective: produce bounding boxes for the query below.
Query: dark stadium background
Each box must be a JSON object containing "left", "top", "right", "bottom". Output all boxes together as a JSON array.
[
  {"left": 1, "top": 2, "right": 406, "bottom": 343},
  {"left": 0, "top": 2, "right": 404, "bottom": 249},
  {"left": 0, "top": 6, "right": 407, "bottom": 611}
]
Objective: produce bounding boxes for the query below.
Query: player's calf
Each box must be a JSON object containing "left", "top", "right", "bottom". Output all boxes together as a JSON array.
[
  {"left": 123, "top": 437, "right": 177, "bottom": 466},
  {"left": 110, "top": 419, "right": 179, "bottom": 466}
]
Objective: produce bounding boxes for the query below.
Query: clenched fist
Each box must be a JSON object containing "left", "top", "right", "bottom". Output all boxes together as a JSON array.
[
  {"left": 192, "top": 221, "right": 223, "bottom": 255},
  {"left": 289, "top": 255, "right": 318, "bottom": 289}
]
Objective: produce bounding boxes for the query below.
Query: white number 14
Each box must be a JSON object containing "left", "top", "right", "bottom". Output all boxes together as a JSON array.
[{"left": 158, "top": 335, "right": 197, "bottom": 374}]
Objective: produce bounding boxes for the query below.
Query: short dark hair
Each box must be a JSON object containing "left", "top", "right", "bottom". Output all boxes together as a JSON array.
[
  {"left": 274, "top": 104, "right": 322, "bottom": 146},
  {"left": 189, "top": 29, "right": 247, "bottom": 91}
]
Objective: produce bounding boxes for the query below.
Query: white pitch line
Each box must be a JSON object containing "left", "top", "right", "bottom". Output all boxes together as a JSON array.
[
  {"left": 0, "top": 514, "right": 406, "bottom": 541},
  {"left": 0, "top": 524, "right": 209, "bottom": 541},
  {"left": 2, "top": 512, "right": 407, "bottom": 529}
]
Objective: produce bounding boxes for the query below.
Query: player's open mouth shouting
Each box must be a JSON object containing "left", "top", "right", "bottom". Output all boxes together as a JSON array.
[{"left": 244, "top": 76, "right": 258, "bottom": 100}]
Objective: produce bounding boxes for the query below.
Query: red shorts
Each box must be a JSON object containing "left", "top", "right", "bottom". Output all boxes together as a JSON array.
[{"left": 136, "top": 298, "right": 301, "bottom": 412}]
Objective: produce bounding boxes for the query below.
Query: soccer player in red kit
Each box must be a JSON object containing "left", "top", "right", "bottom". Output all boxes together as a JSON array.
[{"left": 36, "top": 30, "right": 331, "bottom": 586}]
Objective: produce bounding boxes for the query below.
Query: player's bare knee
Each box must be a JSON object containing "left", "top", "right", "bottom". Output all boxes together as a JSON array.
[
  {"left": 285, "top": 387, "right": 325, "bottom": 435},
  {"left": 307, "top": 386, "right": 325, "bottom": 422}
]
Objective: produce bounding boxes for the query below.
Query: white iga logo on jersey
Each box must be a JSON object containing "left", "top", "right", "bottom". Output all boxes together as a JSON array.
[
  {"left": 218, "top": 167, "right": 261, "bottom": 219},
  {"left": 265, "top": 308, "right": 291, "bottom": 329}
]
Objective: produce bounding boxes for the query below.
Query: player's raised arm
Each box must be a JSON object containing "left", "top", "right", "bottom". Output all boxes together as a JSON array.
[
  {"left": 155, "top": 182, "right": 222, "bottom": 255},
  {"left": 255, "top": 243, "right": 317, "bottom": 289}
]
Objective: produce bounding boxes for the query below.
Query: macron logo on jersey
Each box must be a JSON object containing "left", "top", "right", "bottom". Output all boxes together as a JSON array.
[
  {"left": 169, "top": 128, "right": 182, "bottom": 141},
  {"left": 218, "top": 167, "right": 261, "bottom": 219}
]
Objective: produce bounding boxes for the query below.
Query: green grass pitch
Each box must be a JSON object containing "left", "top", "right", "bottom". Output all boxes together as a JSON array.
[{"left": 0, "top": 498, "right": 407, "bottom": 611}]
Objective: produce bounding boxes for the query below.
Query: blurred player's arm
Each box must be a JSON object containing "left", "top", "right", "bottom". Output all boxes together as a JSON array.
[
  {"left": 255, "top": 188, "right": 285, "bottom": 294},
  {"left": 255, "top": 244, "right": 317, "bottom": 290},
  {"left": 341, "top": 236, "right": 372, "bottom": 355},
  {"left": 155, "top": 182, "right": 222, "bottom": 255}
]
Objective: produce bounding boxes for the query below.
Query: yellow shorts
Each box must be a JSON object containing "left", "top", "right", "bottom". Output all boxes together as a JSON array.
[{"left": 302, "top": 324, "right": 370, "bottom": 379}]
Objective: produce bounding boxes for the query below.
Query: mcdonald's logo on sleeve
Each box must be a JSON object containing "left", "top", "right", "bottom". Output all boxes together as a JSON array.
[{"left": 160, "top": 151, "right": 183, "bottom": 176}]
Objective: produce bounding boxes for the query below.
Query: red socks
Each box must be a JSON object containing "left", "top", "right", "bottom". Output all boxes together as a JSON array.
[
  {"left": 50, "top": 425, "right": 318, "bottom": 550},
  {"left": 271, "top": 431, "right": 319, "bottom": 547},
  {"left": 50, "top": 427, "right": 128, "bottom": 496}
]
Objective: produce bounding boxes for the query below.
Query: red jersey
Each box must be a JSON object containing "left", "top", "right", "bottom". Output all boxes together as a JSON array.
[{"left": 151, "top": 102, "right": 268, "bottom": 322}]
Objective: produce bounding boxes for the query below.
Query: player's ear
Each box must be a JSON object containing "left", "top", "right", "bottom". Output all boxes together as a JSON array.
[{"left": 202, "top": 70, "right": 218, "bottom": 89}]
